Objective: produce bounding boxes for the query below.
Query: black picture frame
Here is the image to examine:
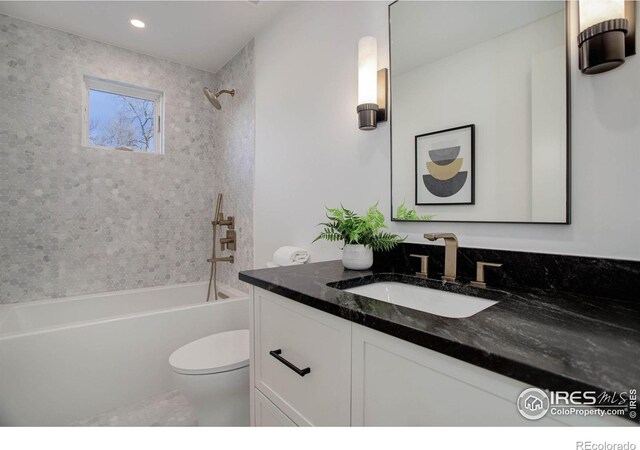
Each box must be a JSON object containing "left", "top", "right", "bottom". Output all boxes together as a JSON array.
[{"left": 414, "top": 124, "right": 475, "bottom": 206}]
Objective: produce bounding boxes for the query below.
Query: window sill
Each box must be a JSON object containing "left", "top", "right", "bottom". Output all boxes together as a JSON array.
[{"left": 82, "top": 144, "right": 164, "bottom": 155}]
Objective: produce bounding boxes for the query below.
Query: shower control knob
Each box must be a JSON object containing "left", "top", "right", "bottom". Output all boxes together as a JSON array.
[
  {"left": 216, "top": 214, "right": 234, "bottom": 229},
  {"left": 220, "top": 230, "right": 236, "bottom": 251}
]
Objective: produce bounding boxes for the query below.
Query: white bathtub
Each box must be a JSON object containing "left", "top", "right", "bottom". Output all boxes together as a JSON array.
[{"left": 0, "top": 282, "right": 249, "bottom": 426}]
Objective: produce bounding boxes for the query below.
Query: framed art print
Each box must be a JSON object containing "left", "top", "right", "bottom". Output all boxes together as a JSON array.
[{"left": 415, "top": 124, "right": 475, "bottom": 205}]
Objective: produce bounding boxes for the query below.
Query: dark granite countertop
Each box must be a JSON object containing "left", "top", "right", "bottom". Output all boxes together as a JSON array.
[{"left": 239, "top": 260, "right": 640, "bottom": 417}]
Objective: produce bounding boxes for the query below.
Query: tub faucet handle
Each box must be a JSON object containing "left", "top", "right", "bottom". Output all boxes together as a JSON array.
[
  {"left": 216, "top": 214, "right": 234, "bottom": 229},
  {"left": 220, "top": 230, "right": 236, "bottom": 251}
]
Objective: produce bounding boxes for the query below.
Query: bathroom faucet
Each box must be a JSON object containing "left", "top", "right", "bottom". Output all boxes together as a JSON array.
[{"left": 424, "top": 233, "right": 458, "bottom": 282}]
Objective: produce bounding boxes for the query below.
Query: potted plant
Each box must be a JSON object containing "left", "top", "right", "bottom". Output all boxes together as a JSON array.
[{"left": 313, "top": 203, "right": 404, "bottom": 270}]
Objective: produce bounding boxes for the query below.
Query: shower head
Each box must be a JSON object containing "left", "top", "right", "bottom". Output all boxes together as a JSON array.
[{"left": 203, "top": 87, "right": 235, "bottom": 110}]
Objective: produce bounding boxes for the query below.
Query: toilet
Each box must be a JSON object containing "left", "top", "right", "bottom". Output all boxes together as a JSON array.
[{"left": 169, "top": 329, "right": 250, "bottom": 426}]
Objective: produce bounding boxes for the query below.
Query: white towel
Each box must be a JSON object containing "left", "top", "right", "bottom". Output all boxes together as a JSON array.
[
  {"left": 266, "top": 261, "right": 303, "bottom": 268},
  {"left": 272, "top": 246, "right": 310, "bottom": 267}
]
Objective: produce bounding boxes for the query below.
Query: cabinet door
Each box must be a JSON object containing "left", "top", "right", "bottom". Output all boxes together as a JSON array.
[
  {"left": 254, "top": 288, "right": 351, "bottom": 426},
  {"left": 351, "top": 324, "right": 564, "bottom": 426},
  {"left": 254, "top": 389, "right": 296, "bottom": 427}
]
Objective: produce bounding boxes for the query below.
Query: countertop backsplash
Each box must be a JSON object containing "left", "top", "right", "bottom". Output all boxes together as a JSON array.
[{"left": 373, "top": 243, "right": 640, "bottom": 303}]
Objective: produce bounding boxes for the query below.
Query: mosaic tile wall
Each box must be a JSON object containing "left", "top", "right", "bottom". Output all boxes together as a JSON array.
[
  {"left": 0, "top": 14, "right": 255, "bottom": 303},
  {"left": 213, "top": 41, "right": 255, "bottom": 293}
]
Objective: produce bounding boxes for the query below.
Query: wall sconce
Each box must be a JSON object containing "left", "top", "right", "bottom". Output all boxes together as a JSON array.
[
  {"left": 578, "top": 0, "right": 636, "bottom": 74},
  {"left": 357, "top": 36, "right": 388, "bottom": 130}
]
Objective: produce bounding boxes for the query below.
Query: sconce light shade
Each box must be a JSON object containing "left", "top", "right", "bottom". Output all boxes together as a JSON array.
[
  {"left": 358, "top": 36, "right": 379, "bottom": 130},
  {"left": 357, "top": 36, "right": 388, "bottom": 131},
  {"left": 358, "top": 36, "right": 378, "bottom": 105},
  {"left": 579, "top": 0, "right": 625, "bottom": 30},
  {"left": 578, "top": 0, "right": 634, "bottom": 74}
]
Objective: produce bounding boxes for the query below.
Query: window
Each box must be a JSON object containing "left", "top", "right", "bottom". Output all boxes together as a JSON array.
[{"left": 83, "top": 76, "right": 164, "bottom": 154}]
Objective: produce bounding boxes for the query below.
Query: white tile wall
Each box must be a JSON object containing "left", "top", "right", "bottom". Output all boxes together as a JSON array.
[{"left": 0, "top": 14, "right": 255, "bottom": 303}]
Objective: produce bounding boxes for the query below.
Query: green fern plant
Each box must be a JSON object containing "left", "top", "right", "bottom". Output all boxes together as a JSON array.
[
  {"left": 395, "top": 201, "right": 434, "bottom": 221},
  {"left": 313, "top": 203, "right": 405, "bottom": 252}
]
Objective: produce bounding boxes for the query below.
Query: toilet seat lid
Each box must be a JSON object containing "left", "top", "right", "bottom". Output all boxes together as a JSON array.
[{"left": 169, "top": 329, "right": 249, "bottom": 375}]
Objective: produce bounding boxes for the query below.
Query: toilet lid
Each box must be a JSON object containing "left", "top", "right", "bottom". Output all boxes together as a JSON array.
[{"left": 169, "top": 329, "right": 249, "bottom": 375}]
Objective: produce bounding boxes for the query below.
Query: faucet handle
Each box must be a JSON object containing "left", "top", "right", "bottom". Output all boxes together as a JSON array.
[
  {"left": 409, "top": 254, "right": 429, "bottom": 278},
  {"left": 216, "top": 214, "right": 234, "bottom": 229},
  {"left": 220, "top": 229, "right": 236, "bottom": 251},
  {"left": 470, "top": 262, "right": 503, "bottom": 289}
]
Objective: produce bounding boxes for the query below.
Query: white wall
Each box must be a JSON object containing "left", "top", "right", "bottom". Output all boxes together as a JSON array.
[
  {"left": 254, "top": 2, "right": 390, "bottom": 266},
  {"left": 255, "top": 1, "right": 640, "bottom": 264}
]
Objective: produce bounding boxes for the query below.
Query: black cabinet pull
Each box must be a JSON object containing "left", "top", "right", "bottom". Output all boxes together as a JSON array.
[{"left": 269, "top": 349, "right": 311, "bottom": 377}]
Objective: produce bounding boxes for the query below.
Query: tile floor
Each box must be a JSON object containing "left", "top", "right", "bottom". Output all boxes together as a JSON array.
[{"left": 72, "top": 390, "right": 197, "bottom": 427}]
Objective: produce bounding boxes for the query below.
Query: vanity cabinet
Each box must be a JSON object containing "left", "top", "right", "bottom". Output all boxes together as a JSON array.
[{"left": 250, "top": 288, "right": 629, "bottom": 427}]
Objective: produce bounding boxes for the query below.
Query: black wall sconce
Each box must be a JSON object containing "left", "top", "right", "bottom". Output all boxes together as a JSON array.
[
  {"left": 357, "top": 36, "right": 388, "bottom": 130},
  {"left": 578, "top": 0, "right": 636, "bottom": 74}
]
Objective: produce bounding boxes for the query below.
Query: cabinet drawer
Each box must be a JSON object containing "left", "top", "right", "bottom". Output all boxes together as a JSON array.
[
  {"left": 254, "top": 389, "right": 296, "bottom": 427},
  {"left": 254, "top": 289, "right": 351, "bottom": 426}
]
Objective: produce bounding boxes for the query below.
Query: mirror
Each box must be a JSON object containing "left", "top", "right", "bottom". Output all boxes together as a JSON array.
[{"left": 390, "top": 1, "right": 570, "bottom": 223}]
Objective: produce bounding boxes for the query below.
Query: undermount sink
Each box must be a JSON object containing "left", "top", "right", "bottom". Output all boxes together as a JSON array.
[{"left": 345, "top": 281, "right": 498, "bottom": 319}]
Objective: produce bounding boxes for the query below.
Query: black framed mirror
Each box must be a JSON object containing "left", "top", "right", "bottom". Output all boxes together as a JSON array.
[{"left": 389, "top": 1, "right": 571, "bottom": 224}]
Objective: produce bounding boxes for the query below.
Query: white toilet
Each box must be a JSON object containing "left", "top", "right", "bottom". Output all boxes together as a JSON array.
[{"left": 169, "top": 329, "right": 250, "bottom": 426}]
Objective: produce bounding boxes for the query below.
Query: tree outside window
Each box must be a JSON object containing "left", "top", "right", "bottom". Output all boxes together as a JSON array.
[
  {"left": 89, "top": 90, "right": 156, "bottom": 152},
  {"left": 83, "top": 77, "right": 163, "bottom": 154}
]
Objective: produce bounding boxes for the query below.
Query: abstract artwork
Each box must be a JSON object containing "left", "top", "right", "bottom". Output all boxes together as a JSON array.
[{"left": 415, "top": 125, "right": 475, "bottom": 205}]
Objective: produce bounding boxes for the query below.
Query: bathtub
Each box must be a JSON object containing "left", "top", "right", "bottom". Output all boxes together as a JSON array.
[{"left": 0, "top": 282, "right": 249, "bottom": 426}]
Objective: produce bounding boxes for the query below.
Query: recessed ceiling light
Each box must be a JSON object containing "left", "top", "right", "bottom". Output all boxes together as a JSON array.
[{"left": 130, "top": 19, "right": 145, "bottom": 29}]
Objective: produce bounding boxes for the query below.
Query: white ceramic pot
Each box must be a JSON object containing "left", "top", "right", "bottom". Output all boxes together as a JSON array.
[{"left": 342, "top": 244, "right": 373, "bottom": 270}]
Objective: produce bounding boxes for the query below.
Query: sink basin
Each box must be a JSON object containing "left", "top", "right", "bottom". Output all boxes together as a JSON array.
[{"left": 345, "top": 281, "right": 498, "bottom": 318}]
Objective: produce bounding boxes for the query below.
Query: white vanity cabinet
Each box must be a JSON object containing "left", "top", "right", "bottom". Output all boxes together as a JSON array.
[{"left": 250, "top": 288, "right": 630, "bottom": 427}]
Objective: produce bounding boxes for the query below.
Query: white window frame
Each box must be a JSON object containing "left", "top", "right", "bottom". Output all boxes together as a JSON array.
[{"left": 82, "top": 75, "right": 165, "bottom": 154}]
